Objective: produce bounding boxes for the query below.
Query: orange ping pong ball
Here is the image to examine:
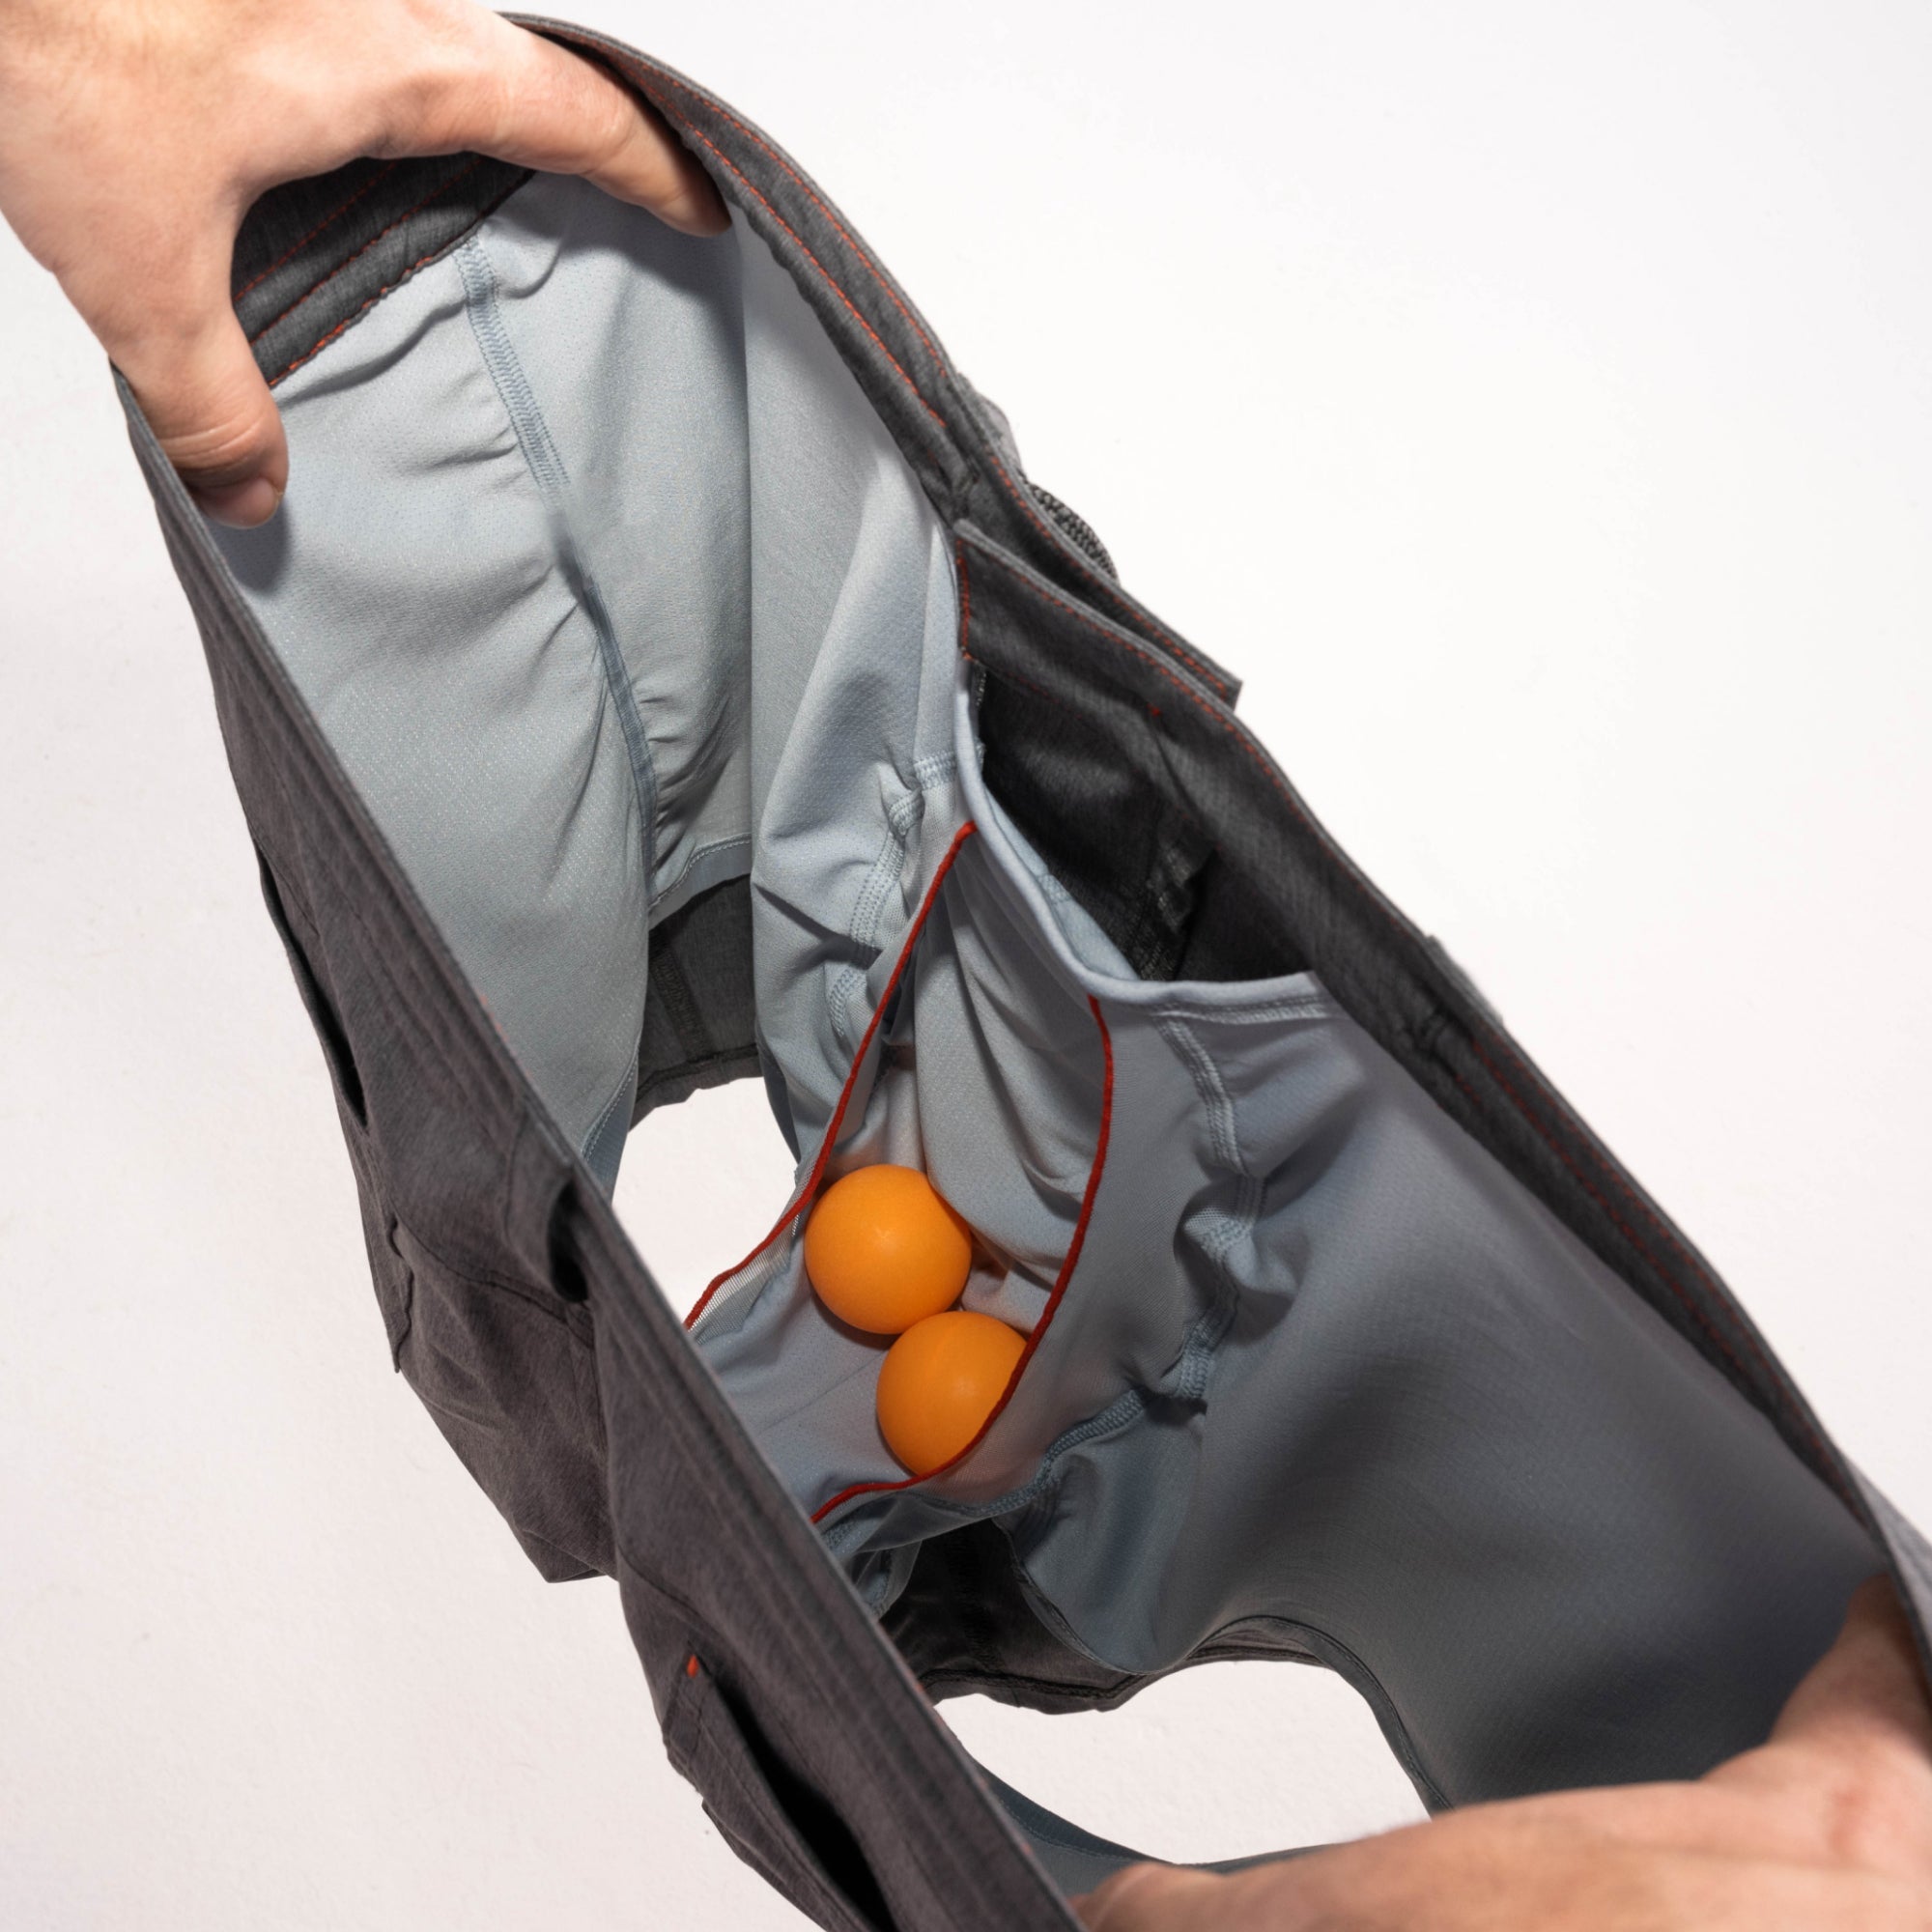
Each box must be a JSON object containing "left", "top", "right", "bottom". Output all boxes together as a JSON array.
[
  {"left": 875, "top": 1310, "right": 1027, "bottom": 1476},
  {"left": 803, "top": 1164, "right": 974, "bottom": 1336}
]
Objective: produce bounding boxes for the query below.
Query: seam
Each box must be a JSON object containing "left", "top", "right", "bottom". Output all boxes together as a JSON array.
[
  {"left": 684, "top": 820, "right": 980, "bottom": 1331},
  {"left": 457, "top": 230, "right": 660, "bottom": 1171},
  {"left": 643, "top": 74, "right": 1232, "bottom": 698},
  {"left": 650, "top": 74, "right": 942, "bottom": 366},
  {"left": 983, "top": 1794, "right": 1131, "bottom": 1861},
  {"left": 810, "top": 991, "right": 1114, "bottom": 1522},
  {"left": 234, "top": 160, "right": 402, "bottom": 302},
  {"left": 248, "top": 156, "right": 487, "bottom": 346},
  {"left": 454, "top": 228, "right": 661, "bottom": 1167},
  {"left": 637, "top": 1041, "right": 763, "bottom": 1103},
  {"left": 819, "top": 1377, "right": 1150, "bottom": 1556},
  {"left": 1150, "top": 993, "right": 1333, "bottom": 1027},
  {"left": 648, "top": 832, "right": 753, "bottom": 913},
  {"left": 456, "top": 232, "right": 662, "bottom": 897},
  {"left": 829, "top": 754, "right": 959, "bottom": 1056},
  {"left": 1210, "top": 1614, "right": 1452, "bottom": 1814},
  {"left": 664, "top": 115, "right": 947, "bottom": 432},
  {"left": 956, "top": 536, "right": 1834, "bottom": 1482},
  {"left": 916, "top": 1669, "right": 1136, "bottom": 1706},
  {"left": 582, "top": 1054, "right": 640, "bottom": 1169},
  {"left": 262, "top": 166, "right": 528, "bottom": 386},
  {"left": 392, "top": 1215, "right": 592, "bottom": 1336},
  {"left": 1153, "top": 1013, "right": 1260, "bottom": 1402}
]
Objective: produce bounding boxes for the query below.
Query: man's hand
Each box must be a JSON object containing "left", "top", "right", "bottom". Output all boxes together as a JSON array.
[
  {"left": 1077, "top": 1577, "right": 1932, "bottom": 1931},
  {"left": 0, "top": 0, "right": 725, "bottom": 526}
]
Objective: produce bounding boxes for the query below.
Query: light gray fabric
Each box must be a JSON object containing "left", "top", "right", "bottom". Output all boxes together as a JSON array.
[
  {"left": 693, "top": 670, "right": 1878, "bottom": 1802},
  {"left": 213, "top": 177, "right": 953, "bottom": 1180},
  {"left": 213, "top": 168, "right": 1879, "bottom": 1828}
]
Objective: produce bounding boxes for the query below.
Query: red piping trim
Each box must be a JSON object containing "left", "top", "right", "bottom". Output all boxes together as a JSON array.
[
  {"left": 664, "top": 117, "right": 947, "bottom": 434},
  {"left": 683, "top": 819, "right": 980, "bottom": 1329},
  {"left": 635, "top": 68, "right": 1232, "bottom": 698},
  {"left": 810, "top": 992, "right": 1115, "bottom": 1523},
  {"left": 953, "top": 534, "right": 1840, "bottom": 1498}
]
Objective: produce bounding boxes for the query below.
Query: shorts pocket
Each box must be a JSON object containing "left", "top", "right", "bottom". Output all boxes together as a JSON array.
[
  {"left": 390, "top": 1220, "right": 612, "bottom": 1581},
  {"left": 665, "top": 1655, "right": 897, "bottom": 1932}
]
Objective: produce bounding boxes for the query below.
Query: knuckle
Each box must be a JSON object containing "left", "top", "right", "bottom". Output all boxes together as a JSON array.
[{"left": 156, "top": 401, "right": 278, "bottom": 488}]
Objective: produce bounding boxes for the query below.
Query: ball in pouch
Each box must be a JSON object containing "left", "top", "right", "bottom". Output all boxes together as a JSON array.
[
  {"left": 875, "top": 1309, "right": 1027, "bottom": 1476},
  {"left": 804, "top": 1163, "right": 973, "bottom": 1335}
]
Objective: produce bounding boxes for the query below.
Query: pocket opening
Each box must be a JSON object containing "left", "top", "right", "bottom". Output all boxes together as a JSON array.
[{"left": 256, "top": 848, "right": 367, "bottom": 1128}]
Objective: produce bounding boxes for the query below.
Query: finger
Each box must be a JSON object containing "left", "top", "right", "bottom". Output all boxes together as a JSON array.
[
  {"left": 408, "top": 20, "right": 726, "bottom": 236},
  {"left": 110, "top": 259, "right": 288, "bottom": 527},
  {"left": 1708, "top": 1576, "right": 1932, "bottom": 1885},
  {"left": 1074, "top": 1864, "right": 1245, "bottom": 1931},
  {"left": 1770, "top": 1577, "right": 1932, "bottom": 1764}
]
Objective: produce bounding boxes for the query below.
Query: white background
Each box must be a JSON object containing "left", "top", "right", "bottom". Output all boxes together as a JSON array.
[{"left": 4, "top": 3, "right": 1929, "bottom": 1925}]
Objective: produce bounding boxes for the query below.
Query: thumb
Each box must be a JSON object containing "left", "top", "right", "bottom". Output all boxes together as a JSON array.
[
  {"left": 113, "top": 255, "right": 288, "bottom": 527},
  {"left": 1767, "top": 1576, "right": 1932, "bottom": 1767},
  {"left": 400, "top": 18, "right": 726, "bottom": 235}
]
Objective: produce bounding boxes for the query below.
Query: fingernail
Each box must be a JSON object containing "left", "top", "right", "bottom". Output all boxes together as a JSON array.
[{"left": 192, "top": 475, "right": 285, "bottom": 528}]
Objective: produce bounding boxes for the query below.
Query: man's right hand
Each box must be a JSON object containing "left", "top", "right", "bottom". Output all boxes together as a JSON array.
[{"left": 1078, "top": 1577, "right": 1932, "bottom": 1932}]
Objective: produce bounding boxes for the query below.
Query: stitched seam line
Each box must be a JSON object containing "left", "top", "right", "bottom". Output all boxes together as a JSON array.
[
  {"left": 651, "top": 75, "right": 939, "bottom": 362},
  {"left": 1153, "top": 1012, "right": 1259, "bottom": 1402},
  {"left": 262, "top": 167, "right": 527, "bottom": 387},
  {"left": 810, "top": 990, "right": 1115, "bottom": 1522},
  {"left": 664, "top": 115, "right": 946, "bottom": 432},
  {"left": 248, "top": 156, "right": 487, "bottom": 346},
  {"left": 457, "top": 235, "right": 661, "bottom": 834},
  {"left": 642, "top": 73, "right": 1231, "bottom": 697},
  {"left": 829, "top": 755, "right": 958, "bottom": 1056},
  {"left": 648, "top": 832, "right": 753, "bottom": 913},
  {"left": 457, "top": 233, "right": 662, "bottom": 1166},
  {"left": 234, "top": 159, "right": 403, "bottom": 302},
  {"left": 684, "top": 820, "right": 981, "bottom": 1331},
  {"left": 582, "top": 1055, "right": 639, "bottom": 1167},
  {"left": 819, "top": 1378, "right": 1150, "bottom": 1552},
  {"left": 957, "top": 533, "right": 1834, "bottom": 1485}
]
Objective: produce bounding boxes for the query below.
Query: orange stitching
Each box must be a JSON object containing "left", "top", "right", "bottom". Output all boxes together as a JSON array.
[
  {"left": 233, "top": 160, "right": 402, "bottom": 302},
  {"left": 247, "top": 156, "right": 489, "bottom": 348},
  {"left": 666, "top": 117, "right": 948, "bottom": 435},
  {"left": 266, "top": 241, "right": 455, "bottom": 386},
  {"left": 649, "top": 73, "right": 941, "bottom": 367},
  {"left": 977, "top": 437, "right": 1232, "bottom": 699},
  {"left": 262, "top": 166, "right": 526, "bottom": 387},
  {"left": 635, "top": 64, "right": 1232, "bottom": 698}
]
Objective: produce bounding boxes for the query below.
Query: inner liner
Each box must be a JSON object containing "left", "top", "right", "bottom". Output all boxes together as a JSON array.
[{"left": 214, "top": 172, "right": 1878, "bottom": 1813}]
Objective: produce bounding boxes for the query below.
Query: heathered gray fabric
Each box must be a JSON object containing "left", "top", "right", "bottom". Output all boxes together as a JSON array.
[
  {"left": 231, "top": 154, "right": 533, "bottom": 389},
  {"left": 116, "top": 22, "right": 1932, "bottom": 1926}
]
